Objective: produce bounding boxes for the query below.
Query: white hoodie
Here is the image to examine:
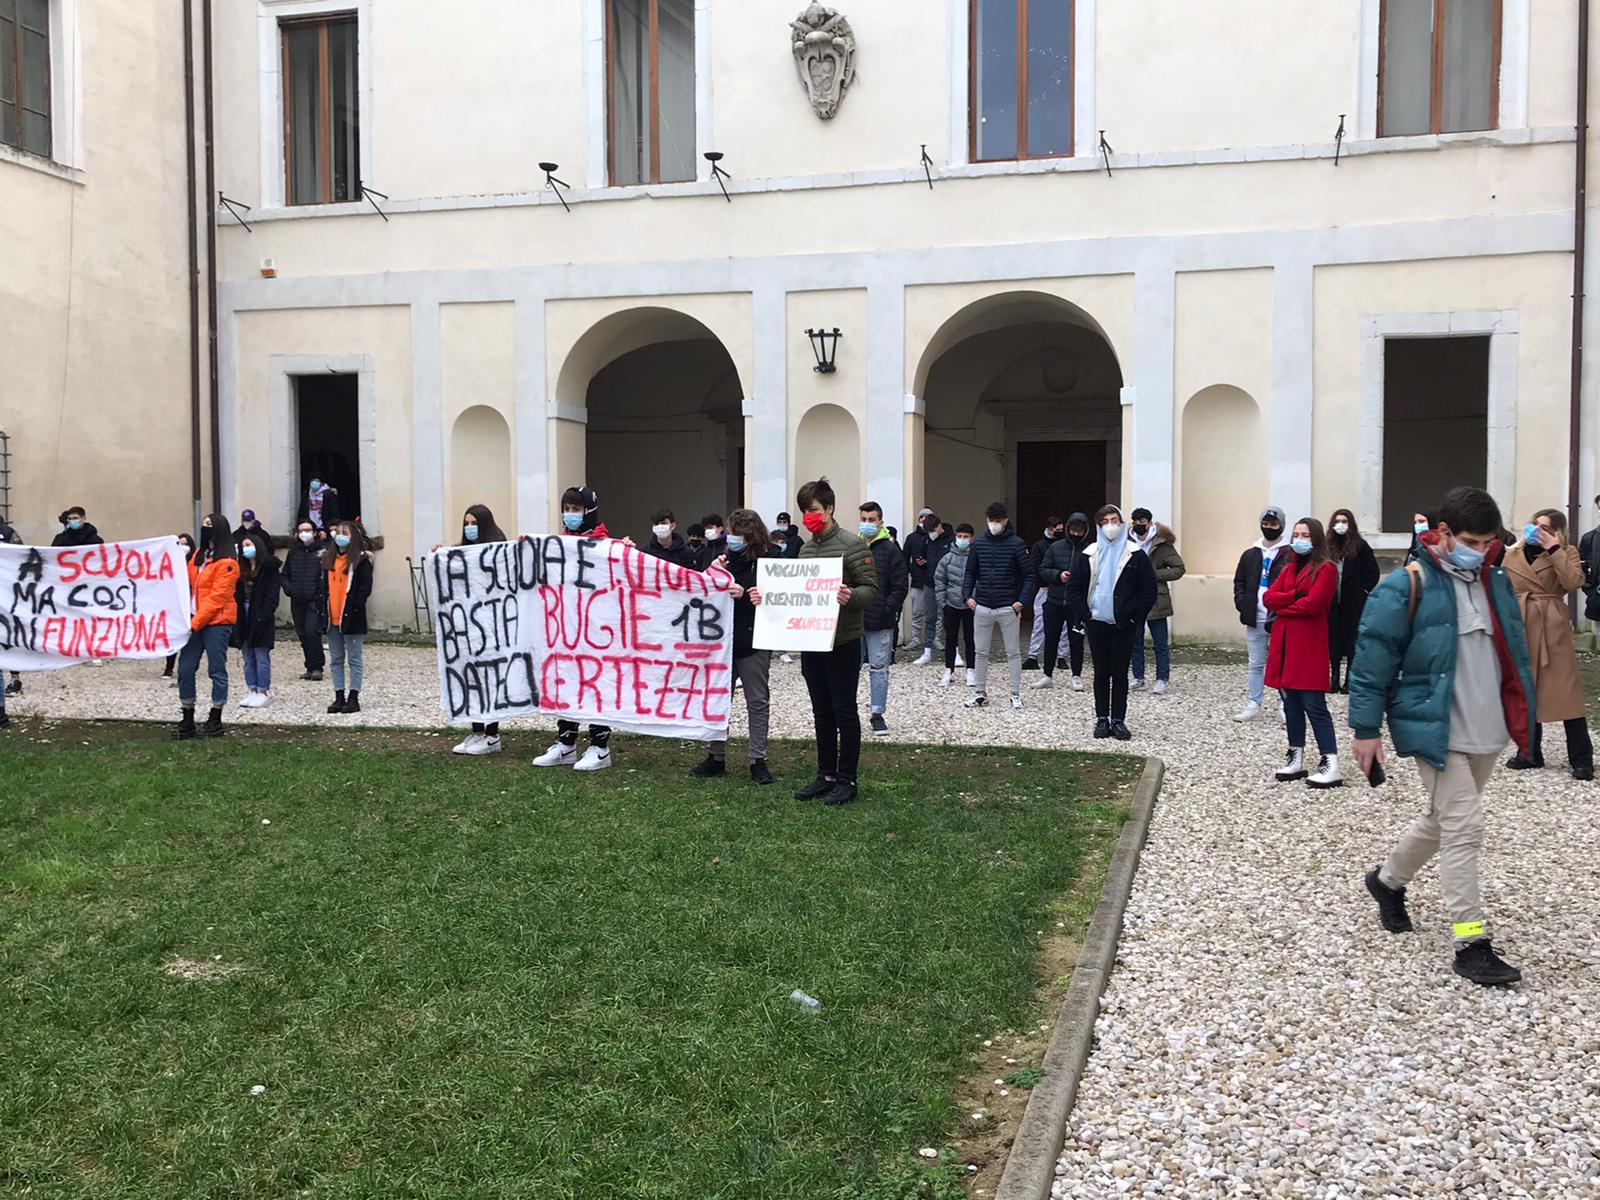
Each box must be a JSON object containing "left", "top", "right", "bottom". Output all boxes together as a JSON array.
[{"left": 1252, "top": 507, "right": 1290, "bottom": 624}]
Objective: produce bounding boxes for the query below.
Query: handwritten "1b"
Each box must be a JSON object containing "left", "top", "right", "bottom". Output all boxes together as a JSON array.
[{"left": 671, "top": 598, "right": 724, "bottom": 643}]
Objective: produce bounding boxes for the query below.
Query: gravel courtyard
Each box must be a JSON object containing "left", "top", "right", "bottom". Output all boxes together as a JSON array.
[{"left": 8, "top": 644, "right": 1599, "bottom": 1197}]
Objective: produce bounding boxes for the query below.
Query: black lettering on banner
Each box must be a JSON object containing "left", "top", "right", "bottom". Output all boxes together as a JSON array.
[
  {"left": 18, "top": 550, "right": 43, "bottom": 584},
  {"left": 573, "top": 539, "right": 601, "bottom": 590},
  {"left": 539, "top": 536, "right": 569, "bottom": 587},
  {"left": 671, "top": 597, "right": 724, "bottom": 643},
  {"left": 444, "top": 651, "right": 538, "bottom": 720},
  {"left": 433, "top": 549, "right": 472, "bottom": 604},
  {"left": 10, "top": 581, "right": 57, "bottom": 616}
]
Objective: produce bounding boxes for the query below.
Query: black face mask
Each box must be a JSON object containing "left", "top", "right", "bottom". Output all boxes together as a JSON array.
[
  {"left": 1069, "top": 528, "right": 1088, "bottom": 545},
  {"left": 1261, "top": 525, "right": 1282, "bottom": 541},
  {"left": 1131, "top": 524, "right": 1150, "bottom": 538}
]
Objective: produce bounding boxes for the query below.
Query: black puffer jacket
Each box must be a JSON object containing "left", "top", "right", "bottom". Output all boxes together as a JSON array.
[
  {"left": 280, "top": 541, "right": 327, "bottom": 603},
  {"left": 861, "top": 532, "right": 909, "bottom": 632},
  {"left": 724, "top": 547, "right": 763, "bottom": 660},
  {"left": 644, "top": 531, "right": 695, "bottom": 568},
  {"left": 232, "top": 556, "right": 282, "bottom": 649},
  {"left": 962, "top": 526, "right": 1034, "bottom": 609},
  {"left": 1037, "top": 518, "right": 1091, "bottom": 605},
  {"left": 51, "top": 521, "right": 103, "bottom": 547}
]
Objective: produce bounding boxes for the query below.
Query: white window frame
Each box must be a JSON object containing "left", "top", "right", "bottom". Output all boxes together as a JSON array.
[
  {"left": 1358, "top": 310, "right": 1518, "bottom": 545},
  {"left": 583, "top": 0, "right": 713, "bottom": 191},
  {"left": 257, "top": 0, "right": 374, "bottom": 210},
  {"left": 0, "top": 0, "right": 80, "bottom": 174},
  {"left": 1356, "top": 0, "right": 1530, "bottom": 139},
  {"left": 947, "top": 0, "right": 1095, "bottom": 169},
  {"left": 267, "top": 353, "right": 379, "bottom": 537}
]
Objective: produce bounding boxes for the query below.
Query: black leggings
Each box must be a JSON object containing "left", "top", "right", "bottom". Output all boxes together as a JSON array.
[
  {"left": 1039, "top": 601, "right": 1085, "bottom": 678},
  {"left": 472, "top": 722, "right": 500, "bottom": 736},
  {"left": 1531, "top": 718, "right": 1594, "bottom": 769},
  {"left": 1086, "top": 622, "right": 1137, "bottom": 720},
  {"left": 801, "top": 638, "right": 864, "bottom": 783},
  {"left": 942, "top": 608, "right": 976, "bottom": 670}
]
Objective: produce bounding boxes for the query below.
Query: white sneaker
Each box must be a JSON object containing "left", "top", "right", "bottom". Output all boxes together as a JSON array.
[
  {"left": 965, "top": 693, "right": 988, "bottom": 708},
  {"left": 939, "top": 669, "right": 954, "bottom": 687},
  {"left": 239, "top": 691, "right": 267, "bottom": 709},
  {"left": 1152, "top": 680, "right": 1167, "bottom": 696},
  {"left": 1011, "top": 695, "right": 1024, "bottom": 710},
  {"left": 1130, "top": 678, "right": 1145, "bottom": 691},
  {"left": 253, "top": 692, "right": 271, "bottom": 709},
  {"left": 954, "top": 652, "right": 965, "bottom": 668},
  {"left": 464, "top": 735, "right": 502, "bottom": 757},
  {"left": 533, "top": 741, "right": 579, "bottom": 767},
  {"left": 1233, "top": 702, "right": 1262, "bottom": 722},
  {"left": 1071, "top": 676, "right": 1085, "bottom": 692},
  {"left": 913, "top": 649, "right": 932, "bottom": 667},
  {"left": 1030, "top": 675, "right": 1054, "bottom": 690},
  {"left": 1307, "top": 753, "right": 1343, "bottom": 789},
  {"left": 780, "top": 653, "right": 794, "bottom": 665},
  {"left": 965, "top": 669, "right": 976, "bottom": 687},
  {"left": 575, "top": 744, "right": 612, "bottom": 771},
  {"left": 452, "top": 733, "right": 483, "bottom": 755}
]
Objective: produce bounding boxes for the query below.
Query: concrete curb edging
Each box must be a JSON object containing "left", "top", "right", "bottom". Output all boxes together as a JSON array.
[{"left": 994, "top": 755, "right": 1166, "bottom": 1200}]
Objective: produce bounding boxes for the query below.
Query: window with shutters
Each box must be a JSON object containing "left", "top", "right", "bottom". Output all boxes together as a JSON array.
[{"left": 0, "top": 0, "right": 51, "bottom": 158}]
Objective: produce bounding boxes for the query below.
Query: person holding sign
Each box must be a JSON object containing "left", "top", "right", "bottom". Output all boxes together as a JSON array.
[
  {"left": 451, "top": 505, "right": 510, "bottom": 756},
  {"left": 692, "top": 508, "right": 775, "bottom": 785},
  {"left": 751, "top": 478, "right": 879, "bottom": 806},
  {"left": 173, "top": 515, "right": 238, "bottom": 740},
  {"left": 322, "top": 519, "right": 374, "bottom": 715}
]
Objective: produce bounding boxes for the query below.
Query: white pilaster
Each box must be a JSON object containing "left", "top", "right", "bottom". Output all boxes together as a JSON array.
[
  {"left": 410, "top": 301, "right": 443, "bottom": 558},
  {"left": 750, "top": 287, "right": 789, "bottom": 520},
  {"left": 866, "top": 285, "right": 907, "bottom": 530},
  {"left": 1270, "top": 261, "right": 1315, "bottom": 521},
  {"left": 1131, "top": 270, "right": 1175, "bottom": 521},
  {"left": 514, "top": 297, "right": 549, "bottom": 537}
]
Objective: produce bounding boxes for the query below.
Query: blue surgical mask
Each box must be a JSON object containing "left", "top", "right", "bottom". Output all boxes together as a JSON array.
[
  {"left": 67, "top": 518, "right": 82, "bottom": 531},
  {"left": 1414, "top": 521, "right": 1429, "bottom": 536},
  {"left": 955, "top": 537, "right": 971, "bottom": 550},
  {"left": 464, "top": 524, "right": 480, "bottom": 542},
  {"left": 562, "top": 512, "right": 584, "bottom": 532},
  {"left": 310, "top": 480, "right": 321, "bottom": 491},
  {"left": 1448, "top": 542, "right": 1485, "bottom": 571},
  {"left": 858, "top": 522, "right": 878, "bottom": 539},
  {"left": 334, "top": 533, "right": 352, "bottom": 550},
  {"left": 242, "top": 542, "right": 257, "bottom": 560},
  {"left": 1523, "top": 523, "right": 1541, "bottom": 544},
  {"left": 1291, "top": 538, "right": 1312, "bottom": 555},
  {"left": 725, "top": 534, "right": 746, "bottom": 553}
]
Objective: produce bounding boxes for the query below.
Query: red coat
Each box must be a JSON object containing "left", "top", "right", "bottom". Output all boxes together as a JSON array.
[{"left": 1264, "top": 557, "right": 1337, "bottom": 692}]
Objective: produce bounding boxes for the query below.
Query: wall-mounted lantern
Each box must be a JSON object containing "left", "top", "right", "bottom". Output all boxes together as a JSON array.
[{"left": 806, "top": 327, "right": 841, "bottom": 374}]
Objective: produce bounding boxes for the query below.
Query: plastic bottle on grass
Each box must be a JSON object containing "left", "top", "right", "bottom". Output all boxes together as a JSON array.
[{"left": 789, "top": 989, "right": 821, "bottom": 1012}]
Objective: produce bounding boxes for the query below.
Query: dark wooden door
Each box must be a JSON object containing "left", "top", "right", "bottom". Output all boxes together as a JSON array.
[{"left": 1015, "top": 441, "right": 1107, "bottom": 543}]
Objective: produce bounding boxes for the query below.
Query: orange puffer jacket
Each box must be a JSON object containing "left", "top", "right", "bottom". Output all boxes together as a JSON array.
[{"left": 191, "top": 558, "right": 240, "bottom": 630}]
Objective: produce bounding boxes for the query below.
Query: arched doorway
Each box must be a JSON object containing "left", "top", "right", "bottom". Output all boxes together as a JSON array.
[
  {"left": 793, "top": 403, "right": 861, "bottom": 514},
  {"left": 555, "top": 308, "right": 745, "bottom": 542},
  {"left": 450, "top": 405, "right": 513, "bottom": 534},
  {"left": 914, "top": 293, "right": 1123, "bottom": 538}
]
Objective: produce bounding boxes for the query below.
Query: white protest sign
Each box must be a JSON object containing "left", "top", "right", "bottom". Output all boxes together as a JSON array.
[
  {"left": 0, "top": 538, "right": 193, "bottom": 671},
  {"left": 429, "top": 537, "right": 737, "bottom": 739},
  {"left": 752, "top": 556, "right": 843, "bottom": 653}
]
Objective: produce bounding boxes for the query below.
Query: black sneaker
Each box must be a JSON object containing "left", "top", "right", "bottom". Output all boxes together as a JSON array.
[
  {"left": 1022, "top": 657, "right": 1040, "bottom": 671},
  {"left": 0, "top": 710, "right": 10, "bottom": 728},
  {"left": 4, "top": 677, "right": 20, "bottom": 696},
  {"left": 793, "top": 776, "right": 834, "bottom": 801},
  {"left": 1364, "top": 868, "right": 1413, "bottom": 933},
  {"left": 870, "top": 713, "right": 889, "bottom": 736},
  {"left": 1111, "top": 720, "right": 1132, "bottom": 741},
  {"left": 1092, "top": 718, "right": 1112, "bottom": 739},
  {"left": 749, "top": 760, "right": 774, "bottom": 785},
  {"left": 308, "top": 669, "right": 324, "bottom": 682},
  {"left": 1505, "top": 753, "right": 1541, "bottom": 770},
  {"left": 1453, "top": 940, "right": 1521, "bottom": 987},
  {"left": 823, "top": 781, "right": 858, "bottom": 806},
  {"left": 689, "top": 755, "right": 726, "bottom": 778},
  {"left": 1573, "top": 764, "right": 1595, "bottom": 781}
]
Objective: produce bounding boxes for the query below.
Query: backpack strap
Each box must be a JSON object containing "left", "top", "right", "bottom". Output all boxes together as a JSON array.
[{"left": 1405, "top": 561, "right": 1423, "bottom": 623}]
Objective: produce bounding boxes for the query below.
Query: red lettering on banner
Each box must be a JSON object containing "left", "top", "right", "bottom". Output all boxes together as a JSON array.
[
  {"left": 627, "top": 589, "right": 661, "bottom": 652},
  {"left": 539, "top": 654, "right": 571, "bottom": 710},
  {"left": 575, "top": 654, "right": 604, "bottom": 710},
  {"left": 701, "top": 662, "right": 730, "bottom": 723},
  {"left": 631, "top": 658, "right": 652, "bottom": 716},
  {"left": 58, "top": 550, "right": 81, "bottom": 584},
  {"left": 580, "top": 589, "right": 615, "bottom": 651}
]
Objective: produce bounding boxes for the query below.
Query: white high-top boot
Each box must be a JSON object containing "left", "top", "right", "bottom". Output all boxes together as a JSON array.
[{"left": 1307, "top": 753, "right": 1344, "bottom": 789}]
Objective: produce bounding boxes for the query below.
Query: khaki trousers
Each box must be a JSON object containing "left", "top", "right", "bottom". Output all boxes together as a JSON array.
[{"left": 1380, "top": 751, "right": 1498, "bottom": 944}]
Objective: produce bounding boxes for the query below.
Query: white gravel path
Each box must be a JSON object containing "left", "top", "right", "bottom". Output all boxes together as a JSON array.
[{"left": 8, "top": 644, "right": 1599, "bottom": 1196}]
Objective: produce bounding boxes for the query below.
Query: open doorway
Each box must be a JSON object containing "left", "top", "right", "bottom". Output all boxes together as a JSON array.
[{"left": 295, "top": 373, "right": 362, "bottom": 525}]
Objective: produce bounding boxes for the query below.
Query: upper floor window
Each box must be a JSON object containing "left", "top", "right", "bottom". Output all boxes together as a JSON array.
[
  {"left": 607, "top": 0, "right": 696, "bottom": 186},
  {"left": 281, "top": 13, "right": 359, "bottom": 204},
  {"left": 970, "top": 0, "right": 1072, "bottom": 162},
  {"left": 1379, "top": 0, "right": 1500, "bottom": 136},
  {"left": 0, "top": 0, "right": 50, "bottom": 158}
]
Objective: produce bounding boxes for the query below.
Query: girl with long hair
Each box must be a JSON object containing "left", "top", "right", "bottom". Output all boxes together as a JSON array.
[
  {"left": 451, "top": 505, "right": 510, "bottom": 756},
  {"left": 233, "top": 529, "right": 282, "bottom": 708},
  {"left": 1325, "top": 508, "right": 1380, "bottom": 692},
  {"left": 691, "top": 508, "right": 775, "bottom": 785},
  {"left": 1264, "top": 518, "right": 1341, "bottom": 787},
  {"left": 322, "top": 519, "right": 374, "bottom": 714},
  {"left": 174, "top": 516, "right": 238, "bottom": 740}
]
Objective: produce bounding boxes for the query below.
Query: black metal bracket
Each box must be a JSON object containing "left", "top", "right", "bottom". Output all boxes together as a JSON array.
[
  {"left": 218, "top": 192, "right": 253, "bottom": 232},
  {"left": 1098, "top": 131, "right": 1114, "bottom": 178},
  {"left": 704, "top": 151, "right": 731, "bottom": 203},
  {"left": 539, "top": 162, "right": 572, "bottom": 213},
  {"left": 920, "top": 144, "right": 935, "bottom": 189},
  {"left": 1334, "top": 114, "right": 1347, "bottom": 167},
  {"left": 361, "top": 185, "right": 390, "bottom": 221}
]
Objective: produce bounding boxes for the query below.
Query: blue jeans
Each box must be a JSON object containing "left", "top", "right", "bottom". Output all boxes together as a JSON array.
[
  {"left": 328, "top": 629, "right": 364, "bottom": 692},
  {"left": 1245, "top": 626, "right": 1271, "bottom": 704},
  {"left": 862, "top": 628, "right": 894, "bottom": 715},
  {"left": 242, "top": 646, "right": 272, "bottom": 691},
  {"left": 1131, "top": 617, "right": 1170, "bottom": 682},
  {"left": 1283, "top": 689, "right": 1337, "bottom": 755},
  {"left": 178, "top": 625, "right": 231, "bottom": 707}
]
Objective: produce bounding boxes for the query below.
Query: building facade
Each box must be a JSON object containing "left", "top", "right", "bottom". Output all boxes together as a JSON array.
[{"left": 5, "top": 2, "right": 1596, "bottom": 638}]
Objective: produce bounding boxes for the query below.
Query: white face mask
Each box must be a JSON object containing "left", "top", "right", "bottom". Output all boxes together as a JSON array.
[
  {"left": 1101, "top": 522, "right": 1121, "bottom": 540},
  {"left": 986, "top": 521, "right": 1004, "bottom": 537},
  {"left": 652, "top": 524, "right": 671, "bottom": 540},
  {"left": 298, "top": 530, "right": 314, "bottom": 545},
  {"left": 1332, "top": 522, "right": 1349, "bottom": 536}
]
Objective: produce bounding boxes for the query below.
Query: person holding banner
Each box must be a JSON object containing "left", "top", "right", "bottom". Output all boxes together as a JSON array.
[
  {"left": 322, "top": 519, "right": 373, "bottom": 715},
  {"left": 174, "top": 515, "right": 238, "bottom": 740},
  {"left": 751, "top": 478, "right": 880, "bottom": 806},
  {"left": 451, "top": 505, "right": 510, "bottom": 756},
  {"left": 1, "top": 517, "right": 23, "bottom": 698},
  {"left": 51, "top": 506, "right": 103, "bottom": 548},
  {"left": 233, "top": 530, "right": 282, "bottom": 708},
  {"left": 161, "top": 532, "right": 198, "bottom": 685},
  {"left": 693, "top": 508, "right": 775, "bottom": 784}
]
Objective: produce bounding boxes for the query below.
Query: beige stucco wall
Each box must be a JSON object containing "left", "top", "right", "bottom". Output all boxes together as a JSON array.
[
  {"left": 442, "top": 301, "right": 516, "bottom": 532},
  {"left": 788, "top": 289, "right": 867, "bottom": 510},
  {"left": 0, "top": 2, "right": 193, "bottom": 545}
]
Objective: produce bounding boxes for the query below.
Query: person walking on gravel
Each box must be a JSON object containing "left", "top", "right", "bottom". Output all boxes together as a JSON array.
[
  {"left": 1351, "top": 486, "right": 1536, "bottom": 988},
  {"left": 1265, "top": 519, "right": 1341, "bottom": 788}
]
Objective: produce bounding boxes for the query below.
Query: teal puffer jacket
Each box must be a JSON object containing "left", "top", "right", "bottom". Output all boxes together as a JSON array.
[{"left": 1347, "top": 541, "right": 1535, "bottom": 770}]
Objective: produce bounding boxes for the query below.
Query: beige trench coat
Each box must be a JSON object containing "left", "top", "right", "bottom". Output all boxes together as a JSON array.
[{"left": 1504, "top": 541, "right": 1586, "bottom": 722}]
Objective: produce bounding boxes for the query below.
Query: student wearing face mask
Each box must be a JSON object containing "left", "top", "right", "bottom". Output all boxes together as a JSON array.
[
  {"left": 692, "top": 509, "right": 776, "bottom": 784},
  {"left": 695, "top": 514, "right": 728, "bottom": 570},
  {"left": 1033, "top": 513, "right": 1091, "bottom": 690},
  {"left": 857, "top": 501, "right": 909, "bottom": 736},
  {"left": 962, "top": 502, "right": 1035, "bottom": 710},
  {"left": 51, "top": 506, "right": 102, "bottom": 547},
  {"left": 448, "top": 506, "right": 510, "bottom": 756},
  {"left": 1503, "top": 509, "right": 1593, "bottom": 779},
  {"left": 684, "top": 523, "right": 707, "bottom": 564},
  {"left": 643, "top": 507, "right": 694, "bottom": 567},
  {"left": 1127, "top": 508, "right": 1185, "bottom": 695},
  {"left": 1325, "top": 508, "right": 1380, "bottom": 693},
  {"left": 174, "top": 515, "right": 238, "bottom": 740},
  {"left": 1063, "top": 505, "right": 1157, "bottom": 739},
  {"left": 321, "top": 519, "right": 373, "bottom": 716},
  {"left": 1263, "top": 519, "right": 1341, "bottom": 787},
  {"left": 1232, "top": 505, "right": 1292, "bottom": 721},
  {"left": 281, "top": 519, "right": 328, "bottom": 681},
  {"left": 1352, "top": 486, "right": 1535, "bottom": 987},
  {"left": 301, "top": 476, "right": 342, "bottom": 532},
  {"left": 231, "top": 529, "right": 282, "bottom": 709},
  {"left": 903, "top": 508, "right": 953, "bottom": 666},
  {"left": 1023, "top": 517, "right": 1066, "bottom": 671},
  {"left": 159, "top": 532, "right": 198, "bottom": 685},
  {"left": 934, "top": 523, "right": 978, "bottom": 686},
  {"left": 1403, "top": 510, "right": 1438, "bottom": 565},
  {"left": 773, "top": 512, "right": 803, "bottom": 559},
  {"left": 1579, "top": 494, "right": 1600, "bottom": 623}
]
